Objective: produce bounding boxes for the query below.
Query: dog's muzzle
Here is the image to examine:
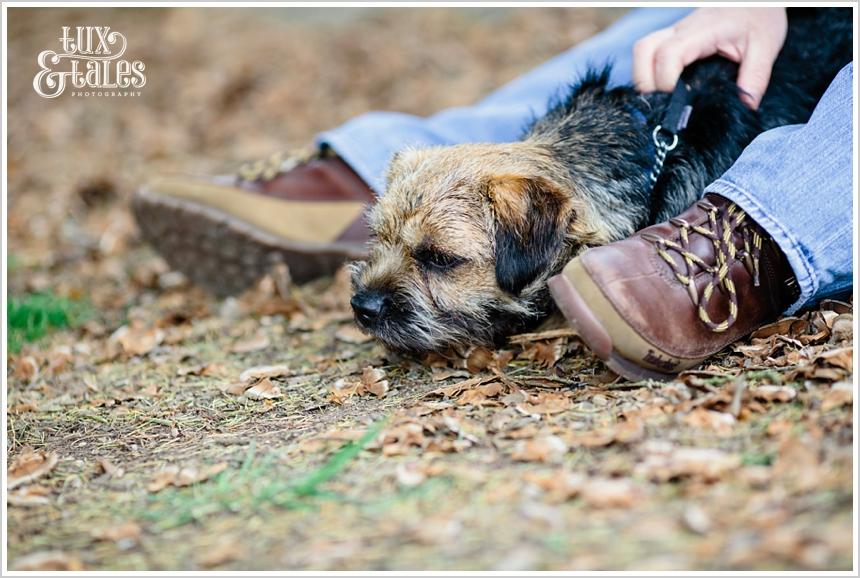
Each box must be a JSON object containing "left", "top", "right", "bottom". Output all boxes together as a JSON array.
[{"left": 350, "top": 289, "right": 392, "bottom": 328}]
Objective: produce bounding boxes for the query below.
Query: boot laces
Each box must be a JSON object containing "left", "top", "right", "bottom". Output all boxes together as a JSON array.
[
  {"left": 236, "top": 147, "right": 332, "bottom": 182},
  {"left": 642, "top": 199, "right": 762, "bottom": 333}
]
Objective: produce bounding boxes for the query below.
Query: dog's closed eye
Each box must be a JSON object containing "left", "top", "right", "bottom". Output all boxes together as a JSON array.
[{"left": 413, "top": 245, "right": 465, "bottom": 273}]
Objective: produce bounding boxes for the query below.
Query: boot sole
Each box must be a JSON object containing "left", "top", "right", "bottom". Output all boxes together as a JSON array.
[
  {"left": 132, "top": 187, "right": 368, "bottom": 298},
  {"left": 547, "top": 273, "right": 679, "bottom": 382}
]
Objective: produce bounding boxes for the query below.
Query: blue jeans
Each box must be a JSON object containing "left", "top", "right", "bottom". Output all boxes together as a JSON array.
[
  {"left": 318, "top": 8, "right": 853, "bottom": 312},
  {"left": 705, "top": 64, "right": 853, "bottom": 313}
]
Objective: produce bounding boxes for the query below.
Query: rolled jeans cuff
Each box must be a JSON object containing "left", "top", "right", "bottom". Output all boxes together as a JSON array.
[{"left": 705, "top": 179, "right": 816, "bottom": 316}]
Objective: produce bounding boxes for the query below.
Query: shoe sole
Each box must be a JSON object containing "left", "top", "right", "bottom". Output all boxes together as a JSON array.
[
  {"left": 132, "top": 187, "right": 368, "bottom": 298},
  {"left": 547, "top": 273, "right": 678, "bottom": 382}
]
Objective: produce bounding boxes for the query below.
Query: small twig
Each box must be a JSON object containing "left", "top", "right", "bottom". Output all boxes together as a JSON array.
[{"left": 729, "top": 376, "right": 747, "bottom": 418}]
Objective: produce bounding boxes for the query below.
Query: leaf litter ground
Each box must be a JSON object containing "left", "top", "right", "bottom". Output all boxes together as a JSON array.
[{"left": 6, "top": 7, "right": 853, "bottom": 571}]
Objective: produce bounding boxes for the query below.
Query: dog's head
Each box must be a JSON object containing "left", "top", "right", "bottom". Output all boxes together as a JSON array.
[{"left": 350, "top": 143, "right": 605, "bottom": 353}]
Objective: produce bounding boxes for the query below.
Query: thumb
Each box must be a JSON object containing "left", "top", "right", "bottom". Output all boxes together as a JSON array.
[{"left": 736, "top": 40, "right": 779, "bottom": 109}]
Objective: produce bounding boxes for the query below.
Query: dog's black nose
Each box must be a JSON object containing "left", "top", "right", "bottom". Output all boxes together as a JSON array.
[{"left": 351, "top": 291, "right": 390, "bottom": 326}]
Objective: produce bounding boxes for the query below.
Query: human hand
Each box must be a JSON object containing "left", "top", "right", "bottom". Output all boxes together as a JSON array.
[{"left": 633, "top": 8, "right": 788, "bottom": 109}]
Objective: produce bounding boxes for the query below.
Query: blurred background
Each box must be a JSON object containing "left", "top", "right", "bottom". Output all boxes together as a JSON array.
[{"left": 7, "top": 6, "right": 623, "bottom": 308}]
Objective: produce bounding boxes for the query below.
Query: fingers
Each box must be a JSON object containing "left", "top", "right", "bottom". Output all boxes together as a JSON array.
[
  {"left": 653, "top": 33, "right": 715, "bottom": 92},
  {"left": 735, "top": 39, "right": 779, "bottom": 109},
  {"left": 633, "top": 28, "right": 674, "bottom": 92},
  {"left": 632, "top": 8, "right": 786, "bottom": 105},
  {"left": 652, "top": 41, "right": 687, "bottom": 93},
  {"left": 635, "top": 27, "right": 717, "bottom": 93}
]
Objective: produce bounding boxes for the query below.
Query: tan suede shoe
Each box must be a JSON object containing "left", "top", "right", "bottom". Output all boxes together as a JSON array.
[
  {"left": 132, "top": 148, "right": 375, "bottom": 297},
  {"left": 548, "top": 194, "right": 800, "bottom": 381}
]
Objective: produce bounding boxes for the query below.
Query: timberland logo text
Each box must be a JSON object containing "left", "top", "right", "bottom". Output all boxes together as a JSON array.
[{"left": 33, "top": 26, "right": 146, "bottom": 99}]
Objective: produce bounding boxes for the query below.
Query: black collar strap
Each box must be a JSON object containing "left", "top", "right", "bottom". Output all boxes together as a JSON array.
[{"left": 647, "top": 79, "right": 693, "bottom": 190}]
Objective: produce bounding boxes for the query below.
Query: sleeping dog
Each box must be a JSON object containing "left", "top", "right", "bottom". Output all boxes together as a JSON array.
[{"left": 350, "top": 7, "right": 853, "bottom": 353}]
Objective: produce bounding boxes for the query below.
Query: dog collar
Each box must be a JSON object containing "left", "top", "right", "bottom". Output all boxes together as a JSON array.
[{"left": 647, "top": 79, "right": 693, "bottom": 190}]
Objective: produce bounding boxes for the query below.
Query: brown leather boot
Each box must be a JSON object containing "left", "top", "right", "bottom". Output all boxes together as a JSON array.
[
  {"left": 547, "top": 194, "right": 800, "bottom": 381},
  {"left": 132, "top": 148, "right": 375, "bottom": 297}
]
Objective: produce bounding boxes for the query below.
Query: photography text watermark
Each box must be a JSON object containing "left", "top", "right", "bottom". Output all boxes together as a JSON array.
[{"left": 33, "top": 26, "right": 146, "bottom": 99}]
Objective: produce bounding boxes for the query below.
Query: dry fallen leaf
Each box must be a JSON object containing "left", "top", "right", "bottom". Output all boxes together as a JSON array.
[
  {"left": 245, "top": 377, "right": 283, "bottom": 400},
  {"left": 512, "top": 435, "right": 568, "bottom": 463},
  {"left": 569, "top": 426, "right": 616, "bottom": 448},
  {"left": 466, "top": 346, "right": 495, "bottom": 373},
  {"left": 458, "top": 381, "right": 505, "bottom": 406},
  {"left": 8, "top": 402, "right": 39, "bottom": 414},
  {"left": 568, "top": 419, "right": 644, "bottom": 447},
  {"left": 364, "top": 380, "right": 389, "bottom": 397},
  {"left": 11, "top": 550, "right": 84, "bottom": 571},
  {"left": 177, "top": 363, "right": 226, "bottom": 377},
  {"left": 92, "top": 522, "right": 142, "bottom": 547},
  {"left": 524, "top": 471, "right": 586, "bottom": 502},
  {"left": 752, "top": 385, "right": 797, "bottom": 403},
  {"left": 734, "top": 339, "right": 782, "bottom": 362},
  {"left": 441, "top": 414, "right": 484, "bottom": 445},
  {"left": 7, "top": 485, "right": 52, "bottom": 507},
  {"left": 637, "top": 446, "right": 741, "bottom": 482},
  {"left": 361, "top": 366, "right": 390, "bottom": 397},
  {"left": 829, "top": 313, "right": 852, "bottom": 343},
  {"left": 8, "top": 449, "right": 59, "bottom": 490},
  {"left": 222, "top": 382, "right": 252, "bottom": 396},
  {"left": 239, "top": 364, "right": 290, "bottom": 383},
  {"left": 786, "top": 344, "right": 852, "bottom": 381},
  {"left": 178, "top": 463, "right": 229, "bottom": 486},
  {"left": 380, "top": 423, "right": 426, "bottom": 456},
  {"left": 817, "top": 346, "right": 852, "bottom": 371},
  {"left": 13, "top": 355, "right": 40, "bottom": 382},
  {"left": 522, "top": 338, "right": 565, "bottom": 367},
  {"left": 751, "top": 317, "right": 809, "bottom": 339},
  {"left": 328, "top": 378, "right": 360, "bottom": 405},
  {"left": 329, "top": 367, "right": 391, "bottom": 403},
  {"left": 821, "top": 381, "right": 853, "bottom": 411},
  {"left": 431, "top": 368, "right": 470, "bottom": 382},
  {"left": 581, "top": 478, "right": 643, "bottom": 508},
  {"left": 671, "top": 448, "right": 742, "bottom": 481},
  {"left": 109, "top": 324, "right": 164, "bottom": 357},
  {"left": 516, "top": 391, "right": 573, "bottom": 415},
  {"left": 147, "top": 467, "right": 179, "bottom": 493},
  {"left": 96, "top": 457, "right": 124, "bottom": 478},
  {"left": 147, "top": 462, "right": 228, "bottom": 492},
  {"left": 683, "top": 408, "right": 736, "bottom": 435},
  {"left": 47, "top": 345, "right": 73, "bottom": 375},
  {"left": 432, "top": 375, "right": 499, "bottom": 398}
]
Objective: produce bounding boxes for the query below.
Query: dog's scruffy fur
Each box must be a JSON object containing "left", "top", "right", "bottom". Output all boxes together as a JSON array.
[{"left": 352, "top": 7, "right": 852, "bottom": 353}]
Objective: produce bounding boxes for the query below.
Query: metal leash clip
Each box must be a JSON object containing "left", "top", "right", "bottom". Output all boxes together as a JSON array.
[{"left": 647, "top": 79, "right": 692, "bottom": 190}]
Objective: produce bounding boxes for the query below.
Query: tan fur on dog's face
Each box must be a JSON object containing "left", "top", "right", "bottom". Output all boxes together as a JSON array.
[{"left": 351, "top": 142, "right": 607, "bottom": 353}]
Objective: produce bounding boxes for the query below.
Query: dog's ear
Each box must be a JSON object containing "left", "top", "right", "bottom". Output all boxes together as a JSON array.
[{"left": 485, "top": 174, "right": 570, "bottom": 296}]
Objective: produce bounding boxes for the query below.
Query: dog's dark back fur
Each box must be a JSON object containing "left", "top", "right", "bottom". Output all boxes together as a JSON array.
[{"left": 526, "top": 7, "right": 853, "bottom": 237}]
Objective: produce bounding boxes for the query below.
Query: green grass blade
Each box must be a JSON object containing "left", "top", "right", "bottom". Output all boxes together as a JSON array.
[{"left": 291, "top": 420, "right": 384, "bottom": 496}]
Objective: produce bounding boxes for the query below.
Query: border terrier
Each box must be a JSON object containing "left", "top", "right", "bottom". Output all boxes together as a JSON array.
[{"left": 351, "top": 8, "right": 851, "bottom": 353}]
